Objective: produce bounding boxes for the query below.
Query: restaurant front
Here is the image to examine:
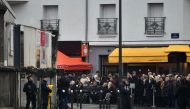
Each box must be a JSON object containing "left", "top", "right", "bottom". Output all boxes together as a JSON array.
[{"left": 108, "top": 45, "right": 190, "bottom": 75}]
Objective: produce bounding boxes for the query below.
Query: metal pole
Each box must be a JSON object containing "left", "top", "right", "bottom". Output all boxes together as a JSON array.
[
  {"left": 119, "top": 0, "right": 122, "bottom": 80},
  {"left": 152, "top": 88, "right": 156, "bottom": 108},
  {"left": 118, "top": 0, "right": 122, "bottom": 109},
  {"left": 71, "top": 90, "right": 73, "bottom": 109},
  {"left": 80, "top": 90, "right": 83, "bottom": 109},
  {"left": 99, "top": 90, "right": 103, "bottom": 109},
  {"left": 117, "top": 90, "right": 120, "bottom": 109}
]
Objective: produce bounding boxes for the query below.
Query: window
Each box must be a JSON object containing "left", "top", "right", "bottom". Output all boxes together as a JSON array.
[
  {"left": 43, "top": 5, "right": 58, "bottom": 19},
  {"left": 98, "top": 4, "right": 117, "bottom": 35},
  {"left": 145, "top": 3, "right": 165, "bottom": 35},
  {"left": 148, "top": 3, "right": 163, "bottom": 17},
  {"left": 41, "top": 5, "right": 59, "bottom": 31}
]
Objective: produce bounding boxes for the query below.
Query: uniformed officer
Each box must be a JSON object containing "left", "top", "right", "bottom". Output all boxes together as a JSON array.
[{"left": 23, "top": 75, "right": 37, "bottom": 109}]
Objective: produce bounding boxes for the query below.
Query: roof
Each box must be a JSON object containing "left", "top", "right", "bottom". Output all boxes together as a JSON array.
[{"left": 1, "top": 0, "right": 15, "bottom": 18}]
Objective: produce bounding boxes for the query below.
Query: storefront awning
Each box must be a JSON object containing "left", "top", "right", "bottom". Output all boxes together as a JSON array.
[
  {"left": 165, "top": 45, "right": 190, "bottom": 53},
  {"left": 109, "top": 45, "right": 190, "bottom": 63},
  {"left": 56, "top": 51, "right": 92, "bottom": 70},
  {"left": 166, "top": 45, "right": 190, "bottom": 62},
  {"left": 109, "top": 47, "right": 168, "bottom": 63}
]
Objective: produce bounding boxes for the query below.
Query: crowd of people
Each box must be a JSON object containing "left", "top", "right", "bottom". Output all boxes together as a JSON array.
[
  {"left": 23, "top": 71, "right": 190, "bottom": 109},
  {"left": 57, "top": 71, "right": 190, "bottom": 109}
]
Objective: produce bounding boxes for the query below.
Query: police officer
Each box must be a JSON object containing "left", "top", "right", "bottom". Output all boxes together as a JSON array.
[
  {"left": 57, "top": 75, "right": 70, "bottom": 109},
  {"left": 23, "top": 75, "right": 37, "bottom": 109},
  {"left": 41, "top": 78, "right": 52, "bottom": 109}
]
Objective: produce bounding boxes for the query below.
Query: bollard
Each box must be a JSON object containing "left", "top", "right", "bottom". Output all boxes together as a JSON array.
[
  {"left": 152, "top": 88, "right": 156, "bottom": 108},
  {"left": 99, "top": 90, "right": 103, "bottom": 109},
  {"left": 117, "top": 90, "right": 120, "bottom": 109},
  {"left": 70, "top": 90, "right": 73, "bottom": 109},
  {"left": 80, "top": 90, "right": 83, "bottom": 109}
]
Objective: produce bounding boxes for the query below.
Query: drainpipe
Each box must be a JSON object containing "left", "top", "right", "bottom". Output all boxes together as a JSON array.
[
  {"left": 85, "top": 0, "right": 88, "bottom": 43},
  {"left": 85, "top": 0, "right": 90, "bottom": 62}
]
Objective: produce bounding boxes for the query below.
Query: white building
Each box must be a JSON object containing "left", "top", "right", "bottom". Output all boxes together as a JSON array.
[{"left": 7, "top": 0, "right": 190, "bottom": 75}]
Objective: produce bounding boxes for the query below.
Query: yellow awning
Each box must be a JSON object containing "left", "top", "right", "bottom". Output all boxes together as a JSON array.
[
  {"left": 109, "top": 45, "right": 190, "bottom": 63},
  {"left": 187, "top": 53, "right": 190, "bottom": 62},
  {"left": 165, "top": 45, "right": 190, "bottom": 53},
  {"left": 109, "top": 47, "right": 168, "bottom": 63},
  {"left": 165, "top": 45, "right": 190, "bottom": 62}
]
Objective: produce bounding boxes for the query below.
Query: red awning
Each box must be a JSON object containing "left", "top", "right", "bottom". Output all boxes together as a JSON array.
[{"left": 56, "top": 51, "right": 92, "bottom": 70}]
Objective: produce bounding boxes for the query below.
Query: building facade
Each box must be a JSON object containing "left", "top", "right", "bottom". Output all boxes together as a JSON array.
[{"left": 7, "top": 0, "right": 190, "bottom": 76}]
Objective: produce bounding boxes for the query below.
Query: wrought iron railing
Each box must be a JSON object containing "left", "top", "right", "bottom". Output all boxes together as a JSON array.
[
  {"left": 41, "top": 19, "right": 60, "bottom": 31},
  {"left": 145, "top": 17, "right": 165, "bottom": 35},
  {"left": 97, "top": 18, "right": 117, "bottom": 35}
]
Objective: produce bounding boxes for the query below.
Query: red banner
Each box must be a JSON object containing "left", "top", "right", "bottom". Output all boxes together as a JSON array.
[
  {"left": 81, "top": 43, "right": 88, "bottom": 57},
  {"left": 41, "top": 31, "right": 45, "bottom": 47}
]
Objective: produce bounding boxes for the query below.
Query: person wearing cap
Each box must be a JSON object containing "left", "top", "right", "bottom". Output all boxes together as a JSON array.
[
  {"left": 41, "top": 78, "right": 52, "bottom": 109},
  {"left": 23, "top": 75, "right": 37, "bottom": 109}
]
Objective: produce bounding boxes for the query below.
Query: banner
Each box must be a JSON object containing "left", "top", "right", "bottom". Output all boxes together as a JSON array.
[
  {"left": 41, "top": 31, "right": 45, "bottom": 47},
  {"left": 45, "top": 32, "right": 49, "bottom": 47},
  {"left": 41, "top": 47, "right": 46, "bottom": 64}
]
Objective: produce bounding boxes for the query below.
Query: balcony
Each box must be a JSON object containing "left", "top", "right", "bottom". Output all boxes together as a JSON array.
[
  {"left": 145, "top": 17, "right": 165, "bottom": 36},
  {"left": 97, "top": 18, "right": 117, "bottom": 35},
  {"left": 41, "top": 19, "right": 60, "bottom": 31}
]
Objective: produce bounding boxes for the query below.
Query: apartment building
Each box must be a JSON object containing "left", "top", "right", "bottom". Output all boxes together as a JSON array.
[{"left": 7, "top": 0, "right": 190, "bottom": 76}]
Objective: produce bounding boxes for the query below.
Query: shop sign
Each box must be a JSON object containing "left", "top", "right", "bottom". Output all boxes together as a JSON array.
[{"left": 81, "top": 43, "right": 88, "bottom": 57}]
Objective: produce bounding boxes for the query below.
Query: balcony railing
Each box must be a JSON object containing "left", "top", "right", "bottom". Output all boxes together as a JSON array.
[
  {"left": 41, "top": 19, "right": 60, "bottom": 31},
  {"left": 97, "top": 18, "right": 117, "bottom": 35},
  {"left": 145, "top": 17, "right": 165, "bottom": 35}
]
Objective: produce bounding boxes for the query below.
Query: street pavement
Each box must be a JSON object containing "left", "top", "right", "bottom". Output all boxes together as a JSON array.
[{"left": 68, "top": 103, "right": 174, "bottom": 109}]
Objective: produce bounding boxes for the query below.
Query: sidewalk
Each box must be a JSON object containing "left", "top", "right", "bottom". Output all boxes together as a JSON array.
[{"left": 68, "top": 103, "right": 174, "bottom": 109}]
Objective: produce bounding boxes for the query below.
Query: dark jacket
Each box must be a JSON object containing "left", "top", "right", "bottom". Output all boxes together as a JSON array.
[
  {"left": 41, "top": 80, "right": 52, "bottom": 100},
  {"left": 119, "top": 82, "right": 131, "bottom": 109},
  {"left": 144, "top": 79, "right": 155, "bottom": 96},
  {"left": 175, "top": 80, "right": 189, "bottom": 107},
  {"left": 23, "top": 81, "right": 37, "bottom": 98},
  {"left": 57, "top": 77, "right": 70, "bottom": 99}
]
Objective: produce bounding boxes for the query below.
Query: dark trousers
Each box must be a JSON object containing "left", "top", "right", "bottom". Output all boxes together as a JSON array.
[
  {"left": 42, "top": 97, "right": 48, "bottom": 109},
  {"left": 146, "top": 95, "right": 152, "bottom": 106},
  {"left": 121, "top": 97, "right": 131, "bottom": 109},
  {"left": 168, "top": 95, "right": 175, "bottom": 107},
  {"left": 26, "top": 96, "right": 36, "bottom": 109},
  {"left": 58, "top": 96, "right": 68, "bottom": 109}
]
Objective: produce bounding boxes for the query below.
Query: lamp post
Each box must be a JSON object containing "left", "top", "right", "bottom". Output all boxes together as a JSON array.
[
  {"left": 118, "top": 0, "right": 122, "bottom": 109},
  {"left": 118, "top": 0, "right": 122, "bottom": 79},
  {"left": 118, "top": 1, "right": 122, "bottom": 108}
]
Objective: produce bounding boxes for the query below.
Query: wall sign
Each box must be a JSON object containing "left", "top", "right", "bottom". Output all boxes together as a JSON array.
[{"left": 171, "top": 33, "right": 179, "bottom": 39}]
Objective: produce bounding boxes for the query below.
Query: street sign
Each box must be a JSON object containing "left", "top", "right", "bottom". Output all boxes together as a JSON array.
[{"left": 171, "top": 33, "right": 179, "bottom": 39}]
